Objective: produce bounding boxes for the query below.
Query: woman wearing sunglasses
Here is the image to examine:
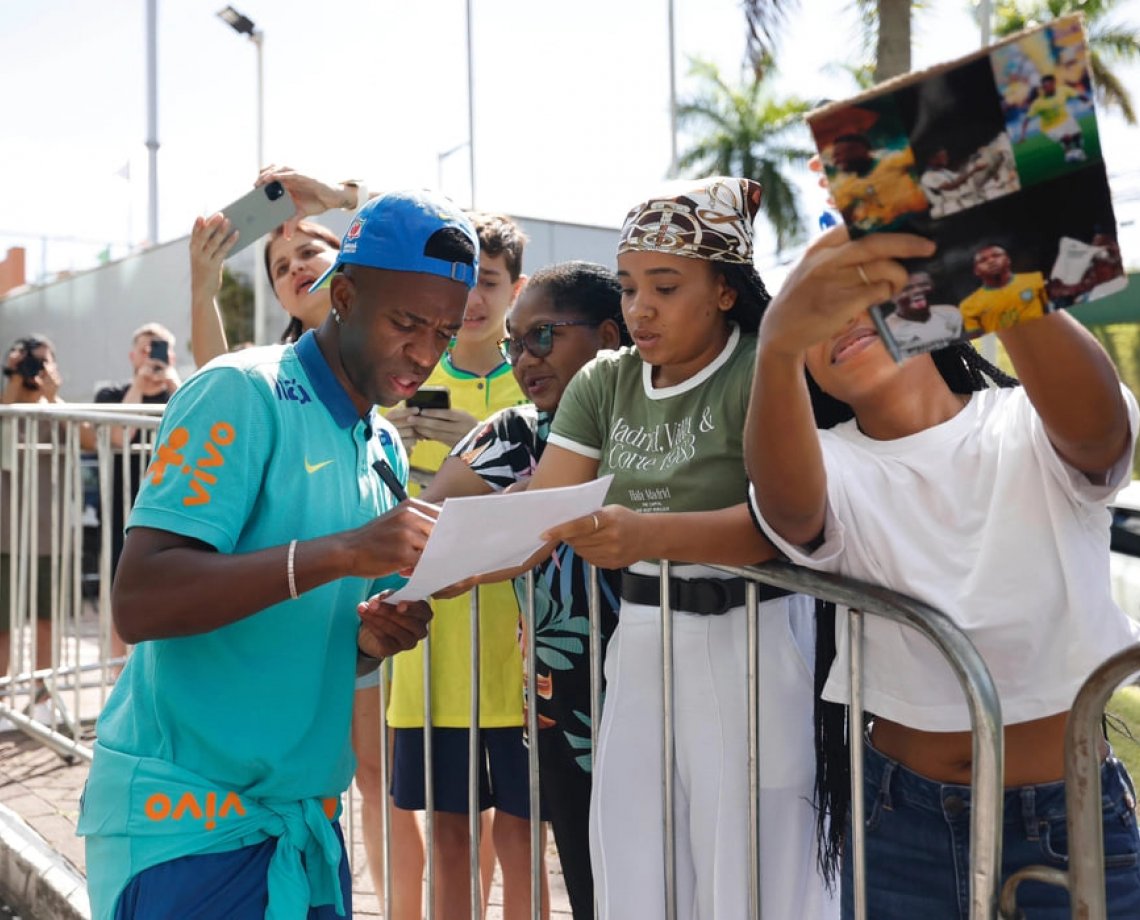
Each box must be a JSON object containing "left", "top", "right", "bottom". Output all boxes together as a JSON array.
[
  {"left": 421, "top": 260, "right": 627, "bottom": 919},
  {"left": 504, "top": 180, "right": 832, "bottom": 919}
]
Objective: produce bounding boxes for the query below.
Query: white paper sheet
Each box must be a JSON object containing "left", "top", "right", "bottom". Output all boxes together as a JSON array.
[{"left": 386, "top": 475, "right": 614, "bottom": 602}]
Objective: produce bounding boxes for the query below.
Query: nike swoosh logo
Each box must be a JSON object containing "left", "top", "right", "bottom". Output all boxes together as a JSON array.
[{"left": 304, "top": 458, "right": 335, "bottom": 474}]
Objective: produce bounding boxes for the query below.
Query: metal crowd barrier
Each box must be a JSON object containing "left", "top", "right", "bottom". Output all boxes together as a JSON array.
[
  {"left": 4, "top": 402, "right": 1132, "bottom": 919},
  {"left": 372, "top": 556, "right": 1006, "bottom": 920},
  {"left": 0, "top": 402, "right": 161, "bottom": 762},
  {"left": 999, "top": 642, "right": 1140, "bottom": 920}
]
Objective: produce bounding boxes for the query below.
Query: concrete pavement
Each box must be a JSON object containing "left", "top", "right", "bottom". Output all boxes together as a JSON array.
[{"left": 0, "top": 726, "right": 572, "bottom": 919}]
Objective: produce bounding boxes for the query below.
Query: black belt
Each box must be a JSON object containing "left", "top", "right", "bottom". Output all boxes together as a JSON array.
[{"left": 620, "top": 570, "right": 791, "bottom": 616}]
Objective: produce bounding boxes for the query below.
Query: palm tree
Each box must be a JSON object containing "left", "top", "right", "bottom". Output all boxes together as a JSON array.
[
  {"left": 675, "top": 57, "right": 815, "bottom": 252},
  {"left": 993, "top": 0, "right": 1140, "bottom": 123},
  {"left": 742, "top": 0, "right": 918, "bottom": 82}
]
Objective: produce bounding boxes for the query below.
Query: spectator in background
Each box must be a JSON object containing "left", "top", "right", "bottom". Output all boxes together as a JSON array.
[
  {"left": 93, "top": 323, "right": 180, "bottom": 575},
  {"left": 1, "top": 335, "right": 64, "bottom": 726},
  {"left": 90, "top": 324, "right": 179, "bottom": 673},
  {"left": 188, "top": 167, "right": 360, "bottom": 365}
]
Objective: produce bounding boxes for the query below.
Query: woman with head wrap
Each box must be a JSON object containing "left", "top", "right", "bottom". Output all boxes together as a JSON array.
[{"left": 502, "top": 179, "right": 835, "bottom": 918}]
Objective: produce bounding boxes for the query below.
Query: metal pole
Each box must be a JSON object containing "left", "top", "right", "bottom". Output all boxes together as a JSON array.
[
  {"left": 667, "top": 0, "right": 678, "bottom": 176},
  {"left": 145, "top": 0, "right": 159, "bottom": 245},
  {"left": 978, "top": 0, "right": 993, "bottom": 47},
  {"left": 848, "top": 610, "right": 867, "bottom": 920},
  {"left": 745, "top": 581, "right": 762, "bottom": 920},
  {"left": 466, "top": 0, "right": 476, "bottom": 208},
  {"left": 252, "top": 30, "right": 267, "bottom": 346},
  {"left": 423, "top": 633, "right": 436, "bottom": 920},
  {"left": 377, "top": 661, "right": 393, "bottom": 920},
  {"left": 525, "top": 572, "right": 542, "bottom": 920},
  {"left": 469, "top": 588, "right": 482, "bottom": 919},
  {"left": 588, "top": 565, "right": 602, "bottom": 920},
  {"left": 660, "top": 561, "right": 677, "bottom": 920}
]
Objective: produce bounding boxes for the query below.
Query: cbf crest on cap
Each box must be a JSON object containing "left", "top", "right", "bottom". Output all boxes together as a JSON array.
[
  {"left": 311, "top": 189, "right": 479, "bottom": 291},
  {"left": 617, "top": 177, "right": 763, "bottom": 264}
]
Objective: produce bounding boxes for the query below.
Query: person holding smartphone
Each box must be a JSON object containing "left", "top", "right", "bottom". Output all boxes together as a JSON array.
[
  {"left": 92, "top": 323, "right": 181, "bottom": 574},
  {"left": 2, "top": 335, "right": 65, "bottom": 727},
  {"left": 189, "top": 168, "right": 363, "bottom": 365}
]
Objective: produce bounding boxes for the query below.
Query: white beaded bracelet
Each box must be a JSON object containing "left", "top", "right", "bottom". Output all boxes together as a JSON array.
[{"left": 287, "top": 539, "right": 299, "bottom": 600}]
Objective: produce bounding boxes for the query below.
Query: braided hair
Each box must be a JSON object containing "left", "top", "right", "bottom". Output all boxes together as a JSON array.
[
  {"left": 716, "top": 262, "right": 772, "bottom": 334},
  {"left": 810, "top": 339, "right": 1018, "bottom": 884}
]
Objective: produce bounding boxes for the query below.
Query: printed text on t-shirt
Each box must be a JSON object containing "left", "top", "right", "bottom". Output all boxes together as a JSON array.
[{"left": 608, "top": 409, "right": 716, "bottom": 473}]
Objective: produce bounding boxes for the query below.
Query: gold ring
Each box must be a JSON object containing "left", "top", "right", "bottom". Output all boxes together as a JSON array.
[
  {"left": 591, "top": 513, "right": 600, "bottom": 532},
  {"left": 856, "top": 264, "right": 871, "bottom": 286}
]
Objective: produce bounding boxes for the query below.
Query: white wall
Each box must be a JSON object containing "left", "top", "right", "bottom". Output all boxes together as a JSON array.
[
  {"left": 0, "top": 217, "right": 620, "bottom": 402},
  {"left": 0, "top": 238, "right": 200, "bottom": 401}
]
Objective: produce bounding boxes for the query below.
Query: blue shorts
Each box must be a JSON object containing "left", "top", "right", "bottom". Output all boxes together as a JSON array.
[
  {"left": 391, "top": 726, "right": 547, "bottom": 820},
  {"left": 113, "top": 821, "right": 351, "bottom": 919},
  {"left": 843, "top": 739, "right": 1140, "bottom": 920}
]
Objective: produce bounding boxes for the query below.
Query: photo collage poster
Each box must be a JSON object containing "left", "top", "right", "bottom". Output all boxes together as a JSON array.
[{"left": 806, "top": 14, "right": 1126, "bottom": 360}]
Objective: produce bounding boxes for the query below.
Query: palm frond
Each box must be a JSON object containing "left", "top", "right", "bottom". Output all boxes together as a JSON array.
[
  {"left": 675, "top": 57, "right": 811, "bottom": 251},
  {"left": 1089, "top": 51, "right": 1137, "bottom": 122},
  {"left": 741, "top": 0, "right": 797, "bottom": 75}
]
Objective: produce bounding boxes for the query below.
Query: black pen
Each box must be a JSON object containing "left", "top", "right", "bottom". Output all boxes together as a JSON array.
[{"left": 372, "top": 459, "right": 409, "bottom": 503}]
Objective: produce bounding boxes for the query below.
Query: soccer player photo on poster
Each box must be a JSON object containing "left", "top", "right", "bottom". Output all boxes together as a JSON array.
[{"left": 806, "top": 13, "right": 1127, "bottom": 362}]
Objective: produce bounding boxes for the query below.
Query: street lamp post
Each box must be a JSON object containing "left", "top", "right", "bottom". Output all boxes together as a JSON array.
[
  {"left": 217, "top": 6, "right": 268, "bottom": 346},
  {"left": 145, "top": 0, "right": 160, "bottom": 246},
  {"left": 466, "top": 0, "right": 476, "bottom": 209}
]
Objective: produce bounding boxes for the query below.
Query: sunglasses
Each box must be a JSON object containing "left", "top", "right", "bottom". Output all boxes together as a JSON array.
[{"left": 501, "top": 320, "right": 603, "bottom": 364}]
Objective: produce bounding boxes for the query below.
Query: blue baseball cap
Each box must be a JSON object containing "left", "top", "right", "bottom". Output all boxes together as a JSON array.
[{"left": 310, "top": 189, "right": 479, "bottom": 291}]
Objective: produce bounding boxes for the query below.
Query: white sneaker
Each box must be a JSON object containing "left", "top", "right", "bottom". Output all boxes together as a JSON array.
[{"left": 31, "top": 700, "right": 55, "bottom": 724}]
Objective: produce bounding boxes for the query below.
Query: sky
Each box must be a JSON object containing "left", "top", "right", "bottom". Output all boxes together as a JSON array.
[{"left": 2, "top": 0, "right": 1138, "bottom": 285}]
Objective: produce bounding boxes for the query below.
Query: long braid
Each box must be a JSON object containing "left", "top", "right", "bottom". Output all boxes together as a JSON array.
[
  {"left": 810, "top": 337, "right": 1018, "bottom": 884},
  {"left": 813, "top": 600, "right": 848, "bottom": 885},
  {"left": 933, "top": 341, "right": 1020, "bottom": 392}
]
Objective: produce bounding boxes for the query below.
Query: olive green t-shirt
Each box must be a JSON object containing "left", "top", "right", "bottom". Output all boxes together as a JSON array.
[{"left": 548, "top": 326, "right": 754, "bottom": 516}]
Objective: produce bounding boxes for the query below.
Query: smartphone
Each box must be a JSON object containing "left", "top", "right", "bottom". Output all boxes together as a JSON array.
[
  {"left": 219, "top": 180, "right": 294, "bottom": 255},
  {"left": 406, "top": 386, "right": 451, "bottom": 411},
  {"left": 148, "top": 339, "right": 170, "bottom": 365}
]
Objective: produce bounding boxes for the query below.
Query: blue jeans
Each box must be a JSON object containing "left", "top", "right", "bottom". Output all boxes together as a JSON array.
[{"left": 841, "top": 740, "right": 1140, "bottom": 919}]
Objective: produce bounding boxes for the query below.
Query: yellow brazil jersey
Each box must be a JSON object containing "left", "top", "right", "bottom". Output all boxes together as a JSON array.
[
  {"left": 387, "top": 352, "right": 532, "bottom": 728},
  {"left": 1027, "top": 86, "right": 1078, "bottom": 131},
  {"left": 959, "top": 272, "right": 1048, "bottom": 335},
  {"left": 830, "top": 148, "right": 929, "bottom": 229}
]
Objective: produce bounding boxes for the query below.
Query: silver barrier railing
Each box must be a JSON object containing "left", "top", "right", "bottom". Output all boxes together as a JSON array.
[
  {"left": 4, "top": 401, "right": 1126, "bottom": 919},
  {"left": 0, "top": 403, "right": 161, "bottom": 762},
  {"left": 720, "top": 561, "right": 1005, "bottom": 920},
  {"left": 370, "top": 556, "right": 1005, "bottom": 920},
  {"left": 999, "top": 642, "right": 1140, "bottom": 920}
]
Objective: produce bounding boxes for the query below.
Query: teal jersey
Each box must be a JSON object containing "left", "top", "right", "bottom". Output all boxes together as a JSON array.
[{"left": 79, "top": 332, "right": 406, "bottom": 919}]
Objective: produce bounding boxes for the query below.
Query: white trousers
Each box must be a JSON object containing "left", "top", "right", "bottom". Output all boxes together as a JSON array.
[{"left": 589, "top": 592, "right": 838, "bottom": 920}]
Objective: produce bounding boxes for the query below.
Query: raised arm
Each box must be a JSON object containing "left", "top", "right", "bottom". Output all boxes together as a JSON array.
[
  {"left": 998, "top": 310, "right": 1131, "bottom": 478},
  {"left": 189, "top": 213, "right": 238, "bottom": 365},
  {"left": 745, "top": 227, "right": 934, "bottom": 546},
  {"left": 255, "top": 166, "right": 366, "bottom": 239}
]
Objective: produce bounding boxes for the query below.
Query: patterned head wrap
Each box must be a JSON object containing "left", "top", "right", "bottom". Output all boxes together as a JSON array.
[{"left": 617, "top": 177, "right": 763, "bottom": 264}]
